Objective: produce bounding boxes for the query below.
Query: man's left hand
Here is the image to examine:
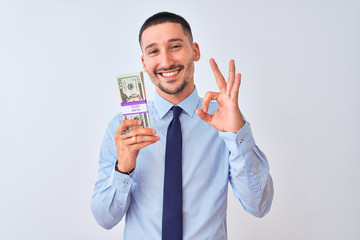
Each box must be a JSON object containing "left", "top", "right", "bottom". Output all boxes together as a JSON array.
[{"left": 196, "top": 58, "right": 244, "bottom": 133}]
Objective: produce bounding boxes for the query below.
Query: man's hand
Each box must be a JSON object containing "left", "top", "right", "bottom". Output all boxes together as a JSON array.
[
  {"left": 196, "top": 58, "right": 244, "bottom": 133},
  {"left": 114, "top": 119, "right": 160, "bottom": 172}
]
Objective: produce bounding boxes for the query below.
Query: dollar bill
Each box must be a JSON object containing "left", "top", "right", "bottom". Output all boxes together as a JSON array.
[{"left": 116, "top": 71, "right": 151, "bottom": 131}]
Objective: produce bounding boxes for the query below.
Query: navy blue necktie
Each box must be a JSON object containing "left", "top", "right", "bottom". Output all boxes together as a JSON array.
[{"left": 162, "top": 106, "right": 183, "bottom": 240}]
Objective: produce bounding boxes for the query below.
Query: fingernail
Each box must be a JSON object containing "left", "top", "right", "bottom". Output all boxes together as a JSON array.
[{"left": 138, "top": 120, "right": 142, "bottom": 124}]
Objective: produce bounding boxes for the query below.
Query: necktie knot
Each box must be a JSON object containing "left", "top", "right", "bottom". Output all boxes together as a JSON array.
[{"left": 172, "top": 106, "right": 182, "bottom": 119}]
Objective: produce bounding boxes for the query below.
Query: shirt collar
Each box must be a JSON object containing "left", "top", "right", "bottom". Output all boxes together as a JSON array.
[{"left": 153, "top": 87, "right": 200, "bottom": 119}]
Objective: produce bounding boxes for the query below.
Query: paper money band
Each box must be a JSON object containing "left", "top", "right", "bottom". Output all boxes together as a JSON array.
[{"left": 121, "top": 100, "right": 149, "bottom": 116}]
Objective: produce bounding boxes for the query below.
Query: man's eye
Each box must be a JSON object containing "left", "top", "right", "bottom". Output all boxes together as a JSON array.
[
  {"left": 148, "top": 50, "right": 158, "bottom": 55},
  {"left": 171, "top": 45, "right": 181, "bottom": 49}
]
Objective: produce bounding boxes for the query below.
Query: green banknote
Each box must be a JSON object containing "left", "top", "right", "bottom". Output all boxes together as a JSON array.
[{"left": 116, "top": 72, "right": 151, "bottom": 130}]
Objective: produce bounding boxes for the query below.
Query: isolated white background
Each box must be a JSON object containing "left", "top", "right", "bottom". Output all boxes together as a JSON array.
[{"left": 1, "top": 0, "right": 359, "bottom": 239}]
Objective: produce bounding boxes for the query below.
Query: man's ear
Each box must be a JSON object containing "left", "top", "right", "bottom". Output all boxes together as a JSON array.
[
  {"left": 141, "top": 55, "right": 148, "bottom": 73},
  {"left": 192, "top": 42, "right": 200, "bottom": 61}
]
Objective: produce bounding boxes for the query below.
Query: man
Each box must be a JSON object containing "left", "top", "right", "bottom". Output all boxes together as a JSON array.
[{"left": 91, "top": 11, "right": 273, "bottom": 240}]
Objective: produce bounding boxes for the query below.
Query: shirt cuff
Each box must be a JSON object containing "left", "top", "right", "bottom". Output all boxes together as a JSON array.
[
  {"left": 218, "top": 120, "right": 256, "bottom": 155},
  {"left": 105, "top": 162, "right": 134, "bottom": 192}
]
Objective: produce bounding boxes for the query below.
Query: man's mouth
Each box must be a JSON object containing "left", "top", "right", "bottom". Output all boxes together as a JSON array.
[
  {"left": 155, "top": 65, "right": 184, "bottom": 80},
  {"left": 161, "top": 70, "right": 180, "bottom": 77}
]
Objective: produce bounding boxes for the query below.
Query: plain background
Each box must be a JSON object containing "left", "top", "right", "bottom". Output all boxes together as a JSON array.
[{"left": 1, "top": 0, "right": 359, "bottom": 239}]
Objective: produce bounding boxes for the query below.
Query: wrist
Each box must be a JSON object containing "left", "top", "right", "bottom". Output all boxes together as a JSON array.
[
  {"left": 231, "top": 120, "right": 245, "bottom": 133},
  {"left": 115, "top": 159, "right": 135, "bottom": 175}
]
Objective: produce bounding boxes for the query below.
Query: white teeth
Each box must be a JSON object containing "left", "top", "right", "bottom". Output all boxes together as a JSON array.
[{"left": 162, "top": 71, "right": 178, "bottom": 77}]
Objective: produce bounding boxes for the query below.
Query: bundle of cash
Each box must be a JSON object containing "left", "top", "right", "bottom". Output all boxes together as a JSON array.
[{"left": 116, "top": 72, "right": 151, "bottom": 131}]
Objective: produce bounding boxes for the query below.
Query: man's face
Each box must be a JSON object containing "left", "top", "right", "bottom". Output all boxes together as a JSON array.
[{"left": 141, "top": 22, "right": 200, "bottom": 98}]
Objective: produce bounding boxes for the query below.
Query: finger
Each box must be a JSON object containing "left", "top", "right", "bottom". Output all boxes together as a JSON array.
[
  {"left": 116, "top": 119, "right": 142, "bottom": 135},
  {"left": 127, "top": 128, "right": 157, "bottom": 138},
  {"left": 131, "top": 141, "right": 159, "bottom": 151},
  {"left": 209, "top": 58, "right": 227, "bottom": 92},
  {"left": 230, "top": 73, "right": 241, "bottom": 100},
  {"left": 226, "top": 59, "right": 235, "bottom": 96},
  {"left": 202, "top": 91, "right": 219, "bottom": 113},
  {"left": 126, "top": 135, "right": 160, "bottom": 145},
  {"left": 196, "top": 109, "right": 213, "bottom": 124}
]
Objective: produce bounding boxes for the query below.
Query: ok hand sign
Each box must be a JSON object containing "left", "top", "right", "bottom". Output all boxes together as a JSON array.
[{"left": 196, "top": 58, "right": 245, "bottom": 133}]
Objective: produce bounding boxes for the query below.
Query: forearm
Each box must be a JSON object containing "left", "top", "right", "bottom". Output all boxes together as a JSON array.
[
  {"left": 91, "top": 114, "right": 133, "bottom": 229},
  {"left": 229, "top": 146, "right": 274, "bottom": 217},
  {"left": 219, "top": 121, "right": 274, "bottom": 217},
  {"left": 91, "top": 161, "right": 133, "bottom": 229}
]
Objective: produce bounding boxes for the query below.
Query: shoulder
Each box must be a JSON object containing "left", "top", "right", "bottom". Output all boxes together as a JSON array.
[
  {"left": 112, "top": 112, "right": 123, "bottom": 123},
  {"left": 105, "top": 112, "right": 123, "bottom": 133}
]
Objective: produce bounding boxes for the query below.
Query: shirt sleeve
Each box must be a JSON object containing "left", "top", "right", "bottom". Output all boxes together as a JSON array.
[
  {"left": 90, "top": 114, "right": 134, "bottom": 229},
  {"left": 218, "top": 120, "right": 274, "bottom": 218}
]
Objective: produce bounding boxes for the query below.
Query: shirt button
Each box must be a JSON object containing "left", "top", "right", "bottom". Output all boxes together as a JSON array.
[
  {"left": 249, "top": 172, "right": 254, "bottom": 176},
  {"left": 125, "top": 181, "right": 130, "bottom": 185},
  {"left": 120, "top": 204, "right": 124, "bottom": 208},
  {"left": 238, "top": 140, "right": 243, "bottom": 144}
]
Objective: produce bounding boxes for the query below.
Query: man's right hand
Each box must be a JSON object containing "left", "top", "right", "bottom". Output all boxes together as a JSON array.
[{"left": 114, "top": 119, "right": 160, "bottom": 173}]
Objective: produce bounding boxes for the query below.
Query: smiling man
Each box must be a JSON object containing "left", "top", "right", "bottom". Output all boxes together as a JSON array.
[
  {"left": 140, "top": 21, "right": 199, "bottom": 103},
  {"left": 91, "top": 12, "right": 274, "bottom": 240}
]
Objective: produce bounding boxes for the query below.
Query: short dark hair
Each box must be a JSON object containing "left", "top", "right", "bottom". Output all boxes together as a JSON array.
[{"left": 139, "top": 12, "right": 193, "bottom": 46}]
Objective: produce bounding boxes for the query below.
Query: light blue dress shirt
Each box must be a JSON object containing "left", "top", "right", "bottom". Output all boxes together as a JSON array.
[{"left": 91, "top": 87, "right": 274, "bottom": 240}]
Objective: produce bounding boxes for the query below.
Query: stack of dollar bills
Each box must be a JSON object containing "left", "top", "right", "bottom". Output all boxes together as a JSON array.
[{"left": 116, "top": 72, "right": 151, "bottom": 131}]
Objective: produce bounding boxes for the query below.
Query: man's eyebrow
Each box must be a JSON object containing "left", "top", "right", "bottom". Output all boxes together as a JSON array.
[
  {"left": 144, "top": 43, "right": 157, "bottom": 52},
  {"left": 144, "top": 38, "right": 184, "bottom": 52},
  {"left": 168, "top": 38, "right": 184, "bottom": 43}
]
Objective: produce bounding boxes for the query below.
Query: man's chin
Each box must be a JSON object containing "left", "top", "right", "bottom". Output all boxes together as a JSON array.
[{"left": 158, "top": 81, "right": 188, "bottom": 95}]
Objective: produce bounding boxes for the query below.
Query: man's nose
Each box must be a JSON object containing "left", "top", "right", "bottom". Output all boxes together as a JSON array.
[{"left": 159, "top": 51, "right": 174, "bottom": 69}]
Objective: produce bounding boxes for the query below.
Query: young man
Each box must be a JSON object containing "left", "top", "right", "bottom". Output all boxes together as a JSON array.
[{"left": 91, "top": 12, "right": 273, "bottom": 240}]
